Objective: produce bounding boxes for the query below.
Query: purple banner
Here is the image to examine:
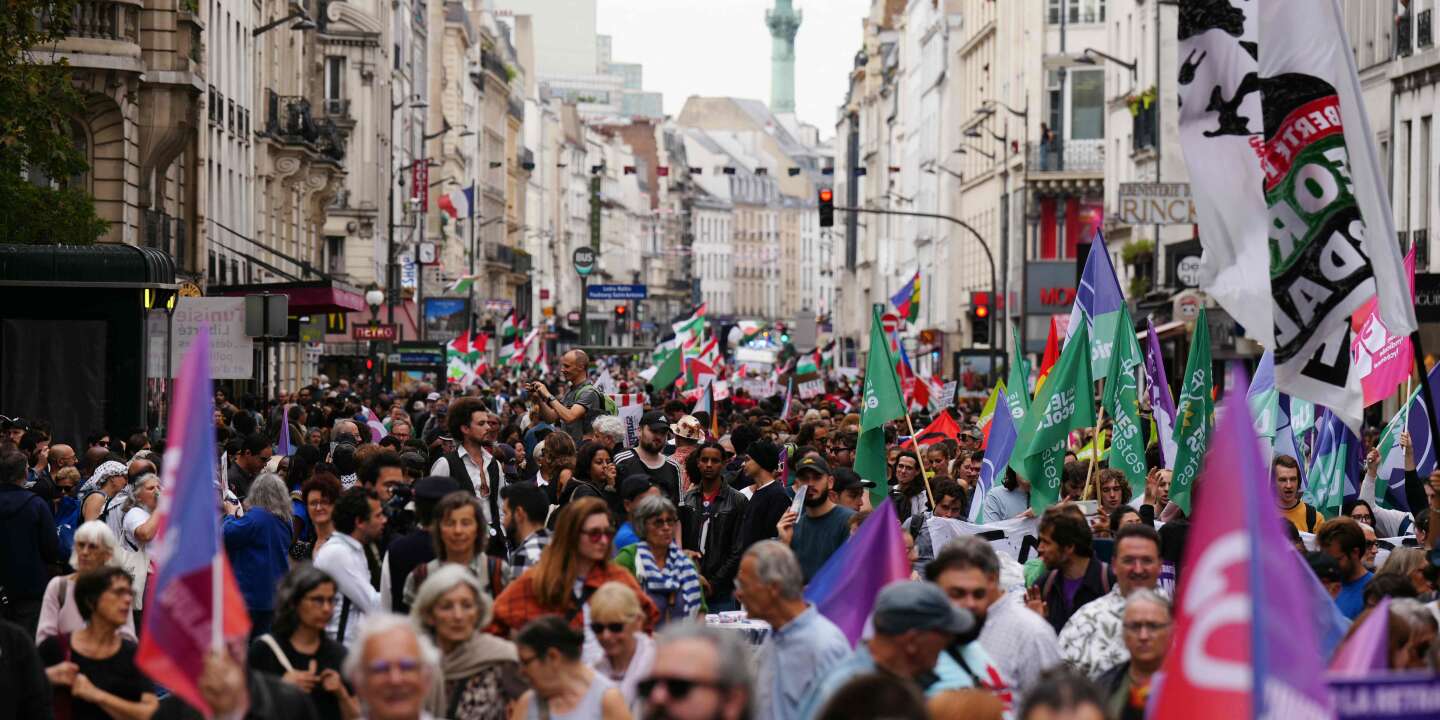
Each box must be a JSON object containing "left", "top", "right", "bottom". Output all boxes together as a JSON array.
[{"left": 1331, "top": 673, "right": 1440, "bottom": 719}]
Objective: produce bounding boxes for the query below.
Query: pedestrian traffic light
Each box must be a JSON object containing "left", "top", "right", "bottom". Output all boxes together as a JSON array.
[
  {"left": 970, "top": 293, "right": 992, "bottom": 346},
  {"left": 818, "top": 188, "right": 834, "bottom": 227}
]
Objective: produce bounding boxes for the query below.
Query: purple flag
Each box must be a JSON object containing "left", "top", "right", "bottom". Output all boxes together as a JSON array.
[
  {"left": 275, "top": 404, "right": 293, "bottom": 456},
  {"left": 804, "top": 497, "right": 911, "bottom": 646},
  {"left": 1144, "top": 318, "right": 1178, "bottom": 468},
  {"left": 1330, "top": 597, "right": 1390, "bottom": 676}
]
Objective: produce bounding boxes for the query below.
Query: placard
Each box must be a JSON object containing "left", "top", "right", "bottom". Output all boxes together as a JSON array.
[
  {"left": 797, "top": 379, "right": 825, "bottom": 399},
  {"left": 171, "top": 298, "right": 253, "bottom": 379}
]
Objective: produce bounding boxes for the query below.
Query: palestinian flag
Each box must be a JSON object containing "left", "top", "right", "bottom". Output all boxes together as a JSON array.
[
  {"left": 737, "top": 320, "right": 767, "bottom": 343},
  {"left": 499, "top": 310, "right": 519, "bottom": 343},
  {"left": 447, "top": 332, "right": 481, "bottom": 385},
  {"left": 498, "top": 317, "right": 524, "bottom": 366},
  {"left": 446, "top": 274, "right": 481, "bottom": 294},
  {"left": 684, "top": 357, "right": 716, "bottom": 390}
]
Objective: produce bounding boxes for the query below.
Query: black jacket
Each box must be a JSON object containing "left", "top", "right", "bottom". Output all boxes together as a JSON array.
[
  {"left": 1039, "top": 556, "right": 1111, "bottom": 634},
  {"left": 0, "top": 618, "right": 51, "bottom": 720},
  {"left": 737, "top": 481, "right": 791, "bottom": 553},
  {"left": 680, "top": 483, "right": 750, "bottom": 599},
  {"left": 0, "top": 484, "right": 58, "bottom": 600}
]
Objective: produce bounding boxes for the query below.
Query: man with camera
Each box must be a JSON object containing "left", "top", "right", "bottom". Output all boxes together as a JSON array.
[{"left": 528, "top": 349, "right": 604, "bottom": 444}]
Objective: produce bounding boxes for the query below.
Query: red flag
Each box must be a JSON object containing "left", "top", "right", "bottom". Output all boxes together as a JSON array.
[
  {"left": 1034, "top": 316, "right": 1062, "bottom": 394},
  {"left": 906, "top": 410, "right": 961, "bottom": 448}
]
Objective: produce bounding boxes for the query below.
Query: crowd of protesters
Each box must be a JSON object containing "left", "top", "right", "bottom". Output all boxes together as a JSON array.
[{"left": 0, "top": 347, "right": 1437, "bottom": 720}]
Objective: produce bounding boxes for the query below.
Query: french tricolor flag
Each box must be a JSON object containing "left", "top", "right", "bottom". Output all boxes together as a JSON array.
[{"left": 438, "top": 185, "right": 475, "bottom": 219}]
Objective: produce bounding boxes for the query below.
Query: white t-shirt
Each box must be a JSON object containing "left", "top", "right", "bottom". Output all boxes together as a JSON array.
[{"left": 122, "top": 507, "right": 151, "bottom": 551}]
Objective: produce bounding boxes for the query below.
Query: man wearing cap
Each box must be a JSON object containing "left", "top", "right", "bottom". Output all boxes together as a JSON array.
[
  {"left": 830, "top": 467, "right": 873, "bottom": 512},
  {"left": 379, "top": 475, "right": 459, "bottom": 612},
  {"left": 529, "top": 349, "right": 604, "bottom": 444},
  {"left": 735, "top": 440, "right": 791, "bottom": 552},
  {"left": 777, "top": 452, "right": 855, "bottom": 582},
  {"left": 613, "top": 411, "right": 682, "bottom": 505},
  {"left": 797, "top": 581, "right": 975, "bottom": 719}
]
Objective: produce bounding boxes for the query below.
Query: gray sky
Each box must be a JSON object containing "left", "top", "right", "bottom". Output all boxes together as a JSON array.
[{"left": 596, "top": 0, "right": 870, "bottom": 139}]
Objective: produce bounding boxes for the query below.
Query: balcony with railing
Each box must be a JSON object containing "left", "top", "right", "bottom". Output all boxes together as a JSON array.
[
  {"left": 322, "top": 98, "right": 352, "bottom": 121},
  {"left": 41, "top": 0, "right": 144, "bottom": 69},
  {"left": 510, "top": 248, "right": 532, "bottom": 275},
  {"left": 1026, "top": 139, "right": 1104, "bottom": 174},
  {"left": 264, "top": 92, "right": 346, "bottom": 161}
]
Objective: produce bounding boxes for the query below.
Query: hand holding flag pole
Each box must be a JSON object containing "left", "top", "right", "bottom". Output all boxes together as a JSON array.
[
  {"left": 1082, "top": 383, "right": 1106, "bottom": 500},
  {"left": 875, "top": 304, "right": 936, "bottom": 510}
]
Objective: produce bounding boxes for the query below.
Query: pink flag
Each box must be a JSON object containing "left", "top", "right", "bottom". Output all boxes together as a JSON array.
[
  {"left": 1352, "top": 247, "right": 1416, "bottom": 407},
  {"left": 1329, "top": 597, "right": 1391, "bottom": 676}
]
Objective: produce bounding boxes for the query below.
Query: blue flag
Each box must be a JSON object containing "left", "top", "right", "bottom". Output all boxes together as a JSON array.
[
  {"left": 1375, "top": 362, "right": 1440, "bottom": 513},
  {"left": 1306, "top": 409, "right": 1362, "bottom": 519},
  {"left": 1065, "top": 229, "right": 1126, "bottom": 378},
  {"left": 971, "top": 387, "right": 1016, "bottom": 523}
]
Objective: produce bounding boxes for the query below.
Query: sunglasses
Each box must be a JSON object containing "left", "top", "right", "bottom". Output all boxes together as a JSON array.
[
  {"left": 581, "top": 529, "right": 613, "bottom": 542},
  {"left": 590, "top": 621, "right": 632, "bottom": 635},
  {"left": 638, "top": 676, "right": 723, "bottom": 701}
]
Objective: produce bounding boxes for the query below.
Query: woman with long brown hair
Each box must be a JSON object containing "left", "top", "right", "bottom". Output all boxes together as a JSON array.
[{"left": 489, "top": 497, "right": 657, "bottom": 637}]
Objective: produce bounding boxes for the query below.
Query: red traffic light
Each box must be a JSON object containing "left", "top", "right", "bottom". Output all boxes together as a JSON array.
[
  {"left": 819, "top": 188, "right": 833, "bottom": 202},
  {"left": 975, "top": 305, "right": 989, "bottom": 319},
  {"left": 614, "top": 305, "right": 628, "bottom": 316}
]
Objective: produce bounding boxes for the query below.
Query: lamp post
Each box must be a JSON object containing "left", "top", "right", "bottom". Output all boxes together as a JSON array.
[
  {"left": 365, "top": 287, "right": 383, "bottom": 368},
  {"left": 978, "top": 97, "right": 1029, "bottom": 355}
]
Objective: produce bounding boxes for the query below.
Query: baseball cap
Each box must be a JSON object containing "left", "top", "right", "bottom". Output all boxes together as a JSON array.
[
  {"left": 413, "top": 475, "right": 461, "bottom": 501},
  {"left": 831, "top": 467, "right": 875, "bottom": 493},
  {"left": 426, "top": 392, "right": 442, "bottom": 402},
  {"left": 794, "top": 453, "right": 831, "bottom": 477},
  {"left": 620, "top": 474, "right": 656, "bottom": 502},
  {"left": 871, "top": 581, "right": 975, "bottom": 637},
  {"left": 641, "top": 410, "right": 670, "bottom": 432}
]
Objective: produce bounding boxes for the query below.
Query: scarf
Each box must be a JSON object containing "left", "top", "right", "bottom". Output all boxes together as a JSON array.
[
  {"left": 633, "top": 541, "right": 702, "bottom": 618},
  {"left": 424, "top": 631, "right": 518, "bottom": 717}
]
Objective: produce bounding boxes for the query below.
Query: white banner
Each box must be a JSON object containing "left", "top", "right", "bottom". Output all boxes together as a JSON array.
[
  {"left": 618, "top": 403, "right": 643, "bottom": 449},
  {"left": 926, "top": 516, "right": 1041, "bottom": 564},
  {"left": 797, "top": 378, "right": 825, "bottom": 399},
  {"left": 171, "top": 298, "right": 253, "bottom": 379}
]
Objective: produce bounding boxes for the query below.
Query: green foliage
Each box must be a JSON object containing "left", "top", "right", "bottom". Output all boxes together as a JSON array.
[
  {"left": 1120, "top": 239, "right": 1154, "bottom": 266},
  {"left": 0, "top": 0, "right": 107, "bottom": 244}
]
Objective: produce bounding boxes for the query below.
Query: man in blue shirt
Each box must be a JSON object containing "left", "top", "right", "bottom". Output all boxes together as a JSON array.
[
  {"left": 1317, "top": 516, "right": 1373, "bottom": 619},
  {"left": 736, "top": 540, "right": 849, "bottom": 720},
  {"left": 777, "top": 453, "right": 855, "bottom": 581}
]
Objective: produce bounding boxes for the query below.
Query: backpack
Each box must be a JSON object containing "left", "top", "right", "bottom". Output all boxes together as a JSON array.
[
  {"left": 54, "top": 496, "right": 81, "bottom": 561},
  {"left": 581, "top": 383, "right": 617, "bottom": 416}
]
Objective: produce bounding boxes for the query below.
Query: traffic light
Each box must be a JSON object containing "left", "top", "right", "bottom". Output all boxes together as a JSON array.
[
  {"left": 614, "top": 305, "right": 628, "bottom": 322},
  {"left": 818, "top": 188, "right": 834, "bottom": 227},
  {"left": 970, "top": 293, "right": 992, "bottom": 346}
]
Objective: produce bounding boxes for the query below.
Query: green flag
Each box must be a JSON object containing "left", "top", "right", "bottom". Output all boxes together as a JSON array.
[
  {"left": 651, "top": 347, "right": 683, "bottom": 391},
  {"left": 855, "top": 306, "right": 906, "bottom": 504},
  {"left": 1169, "top": 307, "right": 1213, "bottom": 515},
  {"left": 1017, "top": 322, "right": 1095, "bottom": 511},
  {"left": 1103, "top": 305, "right": 1147, "bottom": 498},
  {"left": 1005, "top": 323, "right": 1033, "bottom": 476}
]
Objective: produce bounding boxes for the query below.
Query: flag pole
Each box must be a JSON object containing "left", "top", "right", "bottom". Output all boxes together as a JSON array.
[
  {"left": 1082, "top": 379, "right": 1105, "bottom": 500},
  {"left": 885, "top": 337, "right": 935, "bottom": 511}
]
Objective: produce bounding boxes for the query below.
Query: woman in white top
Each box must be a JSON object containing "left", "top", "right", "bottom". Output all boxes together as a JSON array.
[
  {"left": 120, "top": 473, "right": 160, "bottom": 630},
  {"left": 586, "top": 581, "right": 654, "bottom": 714},
  {"left": 513, "top": 616, "right": 629, "bottom": 720},
  {"left": 36, "top": 520, "right": 137, "bottom": 642}
]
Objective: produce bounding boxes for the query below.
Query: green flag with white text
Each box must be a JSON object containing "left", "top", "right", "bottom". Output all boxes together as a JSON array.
[
  {"left": 1169, "top": 307, "right": 1213, "bottom": 515},
  {"left": 1103, "top": 305, "right": 1148, "bottom": 498},
  {"left": 854, "top": 306, "right": 906, "bottom": 504},
  {"left": 1018, "top": 322, "right": 1095, "bottom": 511}
]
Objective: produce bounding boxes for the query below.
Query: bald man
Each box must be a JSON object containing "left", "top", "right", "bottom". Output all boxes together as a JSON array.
[{"left": 528, "top": 350, "right": 603, "bottom": 443}]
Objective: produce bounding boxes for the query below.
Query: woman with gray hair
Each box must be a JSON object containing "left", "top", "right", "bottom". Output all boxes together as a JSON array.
[
  {"left": 36, "top": 520, "right": 137, "bottom": 642},
  {"left": 120, "top": 472, "right": 160, "bottom": 630},
  {"left": 223, "top": 472, "right": 294, "bottom": 637},
  {"left": 615, "top": 494, "right": 705, "bottom": 624},
  {"left": 410, "top": 563, "right": 526, "bottom": 719}
]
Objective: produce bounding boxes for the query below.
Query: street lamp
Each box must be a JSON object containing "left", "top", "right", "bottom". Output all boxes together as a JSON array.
[
  {"left": 253, "top": 3, "right": 315, "bottom": 35},
  {"left": 365, "top": 288, "right": 384, "bottom": 324},
  {"left": 1076, "top": 48, "right": 1138, "bottom": 78}
]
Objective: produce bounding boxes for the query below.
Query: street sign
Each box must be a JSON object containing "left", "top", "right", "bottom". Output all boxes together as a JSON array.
[
  {"left": 880, "top": 312, "right": 900, "bottom": 334},
  {"left": 573, "top": 246, "right": 597, "bottom": 277},
  {"left": 353, "top": 324, "right": 398, "bottom": 341},
  {"left": 1175, "top": 255, "right": 1203, "bottom": 287},
  {"left": 586, "top": 284, "right": 648, "bottom": 300}
]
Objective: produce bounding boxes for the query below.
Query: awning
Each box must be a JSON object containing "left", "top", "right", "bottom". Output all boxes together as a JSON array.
[
  {"left": 0, "top": 243, "right": 176, "bottom": 288},
  {"left": 210, "top": 280, "right": 367, "bottom": 315},
  {"left": 1141, "top": 319, "right": 1188, "bottom": 341}
]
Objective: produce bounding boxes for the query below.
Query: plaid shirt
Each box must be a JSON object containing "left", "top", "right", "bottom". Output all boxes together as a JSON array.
[
  {"left": 489, "top": 561, "right": 658, "bottom": 637},
  {"left": 507, "top": 529, "right": 551, "bottom": 584}
]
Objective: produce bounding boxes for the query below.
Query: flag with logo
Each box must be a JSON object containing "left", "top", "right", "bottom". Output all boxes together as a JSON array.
[
  {"left": 1351, "top": 246, "right": 1416, "bottom": 407},
  {"left": 1372, "top": 367, "right": 1440, "bottom": 514},
  {"left": 1143, "top": 318, "right": 1178, "bottom": 468},
  {"left": 1306, "top": 408, "right": 1362, "bottom": 519},
  {"left": 1177, "top": 0, "right": 1415, "bottom": 433},
  {"left": 891, "top": 271, "right": 921, "bottom": 324},
  {"left": 971, "top": 387, "right": 1018, "bottom": 523},
  {"left": 855, "top": 306, "right": 907, "bottom": 505},
  {"left": 1018, "top": 321, "right": 1095, "bottom": 511},
  {"left": 137, "top": 330, "right": 252, "bottom": 714},
  {"left": 1151, "top": 367, "right": 1334, "bottom": 720},
  {"left": 1103, "top": 305, "right": 1147, "bottom": 498},
  {"left": 1066, "top": 230, "right": 1127, "bottom": 379},
  {"left": 1169, "top": 308, "right": 1213, "bottom": 515}
]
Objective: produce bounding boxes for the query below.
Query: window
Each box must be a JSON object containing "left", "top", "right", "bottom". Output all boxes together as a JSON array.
[
  {"left": 1070, "top": 69, "right": 1105, "bottom": 139},
  {"left": 1048, "top": 0, "right": 1061, "bottom": 24},
  {"left": 325, "top": 57, "right": 345, "bottom": 100},
  {"left": 1068, "top": 0, "right": 1105, "bottom": 24}
]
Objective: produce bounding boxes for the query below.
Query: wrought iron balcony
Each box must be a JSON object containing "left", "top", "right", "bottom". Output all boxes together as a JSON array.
[
  {"left": 510, "top": 248, "right": 532, "bottom": 275},
  {"left": 1026, "top": 139, "right": 1104, "bottom": 172}
]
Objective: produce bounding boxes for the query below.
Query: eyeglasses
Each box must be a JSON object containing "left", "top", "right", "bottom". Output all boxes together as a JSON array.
[
  {"left": 580, "top": 529, "right": 613, "bottom": 542},
  {"left": 638, "top": 676, "right": 724, "bottom": 701},
  {"left": 1123, "top": 620, "right": 1172, "bottom": 635},
  {"left": 590, "top": 621, "right": 633, "bottom": 635},
  {"left": 366, "top": 658, "right": 421, "bottom": 676},
  {"left": 649, "top": 517, "right": 678, "bottom": 528}
]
